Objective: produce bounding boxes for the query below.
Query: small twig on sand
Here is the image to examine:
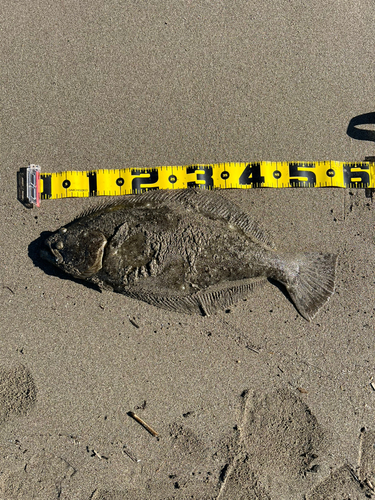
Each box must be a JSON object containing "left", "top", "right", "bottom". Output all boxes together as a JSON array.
[
  {"left": 122, "top": 445, "right": 141, "bottom": 463},
  {"left": 128, "top": 318, "right": 140, "bottom": 328},
  {"left": 87, "top": 447, "right": 108, "bottom": 460},
  {"left": 128, "top": 411, "right": 159, "bottom": 437}
]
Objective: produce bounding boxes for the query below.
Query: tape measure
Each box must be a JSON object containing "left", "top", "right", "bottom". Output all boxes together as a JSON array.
[{"left": 17, "top": 160, "right": 375, "bottom": 207}]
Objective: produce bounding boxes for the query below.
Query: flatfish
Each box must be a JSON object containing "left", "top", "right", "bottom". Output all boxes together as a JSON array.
[{"left": 41, "top": 189, "right": 337, "bottom": 320}]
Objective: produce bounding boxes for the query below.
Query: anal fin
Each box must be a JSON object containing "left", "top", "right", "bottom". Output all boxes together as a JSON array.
[
  {"left": 196, "top": 277, "right": 267, "bottom": 316},
  {"left": 122, "top": 277, "right": 267, "bottom": 315}
]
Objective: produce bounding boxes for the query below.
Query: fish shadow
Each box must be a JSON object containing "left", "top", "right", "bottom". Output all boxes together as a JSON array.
[
  {"left": 268, "top": 278, "right": 294, "bottom": 309},
  {"left": 28, "top": 232, "right": 101, "bottom": 292}
]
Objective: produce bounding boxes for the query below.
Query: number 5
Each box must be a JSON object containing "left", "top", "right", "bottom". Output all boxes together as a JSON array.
[{"left": 289, "top": 163, "right": 316, "bottom": 187}]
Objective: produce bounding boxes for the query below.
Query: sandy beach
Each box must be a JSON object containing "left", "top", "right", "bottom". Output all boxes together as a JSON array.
[{"left": 1, "top": 1, "right": 375, "bottom": 498}]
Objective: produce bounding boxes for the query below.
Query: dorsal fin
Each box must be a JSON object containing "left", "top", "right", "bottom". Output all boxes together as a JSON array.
[
  {"left": 73, "top": 196, "right": 139, "bottom": 220},
  {"left": 74, "top": 189, "right": 275, "bottom": 249}
]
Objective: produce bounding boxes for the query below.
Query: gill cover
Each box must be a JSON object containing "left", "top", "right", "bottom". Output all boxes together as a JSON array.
[{"left": 44, "top": 226, "right": 107, "bottom": 279}]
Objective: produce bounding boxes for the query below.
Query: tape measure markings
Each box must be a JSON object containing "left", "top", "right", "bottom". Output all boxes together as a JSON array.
[
  {"left": 18, "top": 161, "right": 375, "bottom": 207},
  {"left": 40, "top": 161, "right": 375, "bottom": 197}
]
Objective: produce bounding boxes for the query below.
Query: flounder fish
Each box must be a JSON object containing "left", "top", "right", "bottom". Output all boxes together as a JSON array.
[{"left": 41, "top": 189, "right": 337, "bottom": 320}]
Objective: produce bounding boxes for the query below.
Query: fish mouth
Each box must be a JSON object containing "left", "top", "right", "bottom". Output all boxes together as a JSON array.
[{"left": 40, "top": 243, "right": 63, "bottom": 265}]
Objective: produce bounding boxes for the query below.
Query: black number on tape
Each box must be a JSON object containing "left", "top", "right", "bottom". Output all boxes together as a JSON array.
[
  {"left": 289, "top": 163, "right": 316, "bottom": 187},
  {"left": 343, "top": 163, "right": 370, "bottom": 187},
  {"left": 187, "top": 166, "right": 213, "bottom": 188},
  {"left": 239, "top": 163, "right": 265, "bottom": 186},
  {"left": 131, "top": 169, "right": 159, "bottom": 192}
]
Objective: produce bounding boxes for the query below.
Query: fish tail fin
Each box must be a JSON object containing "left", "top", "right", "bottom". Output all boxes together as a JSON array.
[{"left": 285, "top": 253, "right": 337, "bottom": 321}]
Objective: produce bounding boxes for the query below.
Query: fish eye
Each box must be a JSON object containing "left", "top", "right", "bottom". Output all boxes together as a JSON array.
[
  {"left": 59, "top": 227, "right": 67, "bottom": 234},
  {"left": 55, "top": 241, "right": 64, "bottom": 250}
]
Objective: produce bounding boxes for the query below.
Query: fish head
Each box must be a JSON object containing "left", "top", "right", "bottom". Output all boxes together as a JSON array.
[{"left": 41, "top": 224, "right": 107, "bottom": 279}]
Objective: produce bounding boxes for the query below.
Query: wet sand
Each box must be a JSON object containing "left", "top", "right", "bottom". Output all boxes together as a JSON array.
[{"left": 1, "top": 1, "right": 375, "bottom": 498}]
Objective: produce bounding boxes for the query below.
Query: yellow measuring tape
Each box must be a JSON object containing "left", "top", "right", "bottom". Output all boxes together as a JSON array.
[{"left": 18, "top": 160, "right": 375, "bottom": 207}]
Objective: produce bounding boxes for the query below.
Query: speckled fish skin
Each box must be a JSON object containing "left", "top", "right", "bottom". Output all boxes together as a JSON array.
[{"left": 41, "top": 189, "right": 337, "bottom": 320}]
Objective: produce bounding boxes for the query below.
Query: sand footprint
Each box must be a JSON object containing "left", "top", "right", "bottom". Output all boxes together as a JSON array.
[
  {"left": 0, "top": 364, "right": 37, "bottom": 425},
  {"left": 90, "top": 490, "right": 138, "bottom": 500},
  {"left": 306, "top": 429, "right": 375, "bottom": 499},
  {"left": 0, "top": 453, "right": 75, "bottom": 500},
  {"left": 217, "top": 456, "right": 272, "bottom": 500},
  {"left": 305, "top": 465, "right": 369, "bottom": 500},
  {"left": 359, "top": 429, "right": 375, "bottom": 493},
  {"left": 218, "top": 388, "right": 324, "bottom": 500},
  {"left": 166, "top": 422, "right": 220, "bottom": 497}
]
